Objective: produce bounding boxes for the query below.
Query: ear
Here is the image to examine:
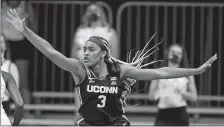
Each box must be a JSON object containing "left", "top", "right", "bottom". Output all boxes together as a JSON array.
[{"left": 101, "top": 51, "right": 107, "bottom": 58}]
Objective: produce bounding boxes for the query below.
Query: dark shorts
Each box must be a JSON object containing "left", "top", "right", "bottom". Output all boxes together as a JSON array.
[
  {"left": 155, "top": 106, "right": 189, "bottom": 126},
  {"left": 75, "top": 115, "right": 130, "bottom": 126},
  {"left": 7, "top": 38, "right": 34, "bottom": 61},
  {"left": 2, "top": 100, "right": 13, "bottom": 116}
]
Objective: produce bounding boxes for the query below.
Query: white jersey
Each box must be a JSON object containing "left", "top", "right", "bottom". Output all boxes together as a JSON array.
[
  {"left": 1, "top": 60, "right": 19, "bottom": 102},
  {"left": 156, "top": 77, "right": 189, "bottom": 109},
  {"left": 1, "top": 73, "right": 12, "bottom": 125}
]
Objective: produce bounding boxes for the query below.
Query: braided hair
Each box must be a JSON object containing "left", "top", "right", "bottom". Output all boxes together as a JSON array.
[{"left": 86, "top": 34, "right": 163, "bottom": 106}]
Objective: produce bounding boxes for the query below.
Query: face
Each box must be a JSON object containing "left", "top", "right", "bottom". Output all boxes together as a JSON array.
[
  {"left": 168, "top": 45, "right": 183, "bottom": 64},
  {"left": 85, "top": 4, "right": 102, "bottom": 22},
  {"left": 83, "top": 41, "right": 106, "bottom": 67}
]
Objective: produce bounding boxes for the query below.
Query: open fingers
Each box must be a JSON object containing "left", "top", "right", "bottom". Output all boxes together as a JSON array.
[
  {"left": 207, "top": 54, "right": 217, "bottom": 65},
  {"left": 13, "top": 9, "right": 19, "bottom": 18},
  {"left": 213, "top": 54, "right": 217, "bottom": 60},
  {"left": 7, "top": 11, "right": 13, "bottom": 19},
  {"left": 211, "top": 54, "right": 217, "bottom": 62},
  {"left": 6, "top": 18, "right": 13, "bottom": 24},
  {"left": 13, "top": 9, "right": 17, "bottom": 14},
  {"left": 9, "top": 9, "right": 15, "bottom": 15},
  {"left": 9, "top": 8, "right": 19, "bottom": 18}
]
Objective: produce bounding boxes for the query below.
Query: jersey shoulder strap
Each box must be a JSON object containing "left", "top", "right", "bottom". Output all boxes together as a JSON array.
[{"left": 110, "top": 61, "right": 121, "bottom": 79}]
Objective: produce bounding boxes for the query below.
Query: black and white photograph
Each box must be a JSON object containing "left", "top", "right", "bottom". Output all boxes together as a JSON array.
[{"left": 1, "top": 0, "right": 224, "bottom": 126}]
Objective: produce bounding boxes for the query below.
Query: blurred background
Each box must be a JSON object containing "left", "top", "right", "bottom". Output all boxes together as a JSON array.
[{"left": 1, "top": 0, "right": 224, "bottom": 126}]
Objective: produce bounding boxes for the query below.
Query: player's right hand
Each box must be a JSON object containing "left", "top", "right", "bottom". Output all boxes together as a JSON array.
[{"left": 6, "top": 9, "right": 25, "bottom": 32}]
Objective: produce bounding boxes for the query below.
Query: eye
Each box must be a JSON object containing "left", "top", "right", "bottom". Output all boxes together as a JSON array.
[{"left": 89, "top": 48, "right": 95, "bottom": 52}]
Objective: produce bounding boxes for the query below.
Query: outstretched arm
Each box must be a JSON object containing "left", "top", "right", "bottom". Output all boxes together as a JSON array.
[
  {"left": 2, "top": 71, "right": 24, "bottom": 126},
  {"left": 121, "top": 54, "right": 217, "bottom": 81},
  {"left": 22, "top": 26, "right": 80, "bottom": 71},
  {"left": 6, "top": 9, "right": 84, "bottom": 76}
]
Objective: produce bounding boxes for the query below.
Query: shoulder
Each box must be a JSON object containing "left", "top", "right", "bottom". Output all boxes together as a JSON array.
[
  {"left": 119, "top": 64, "right": 137, "bottom": 78},
  {"left": 70, "top": 60, "right": 87, "bottom": 84},
  {"left": 108, "top": 27, "right": 117, "bottom": 34},
  {"left": 2, "top": 60, "right": 19, "bottom": 71},
  {"left": 103, "top": 26, "right": 117, "bottom": 35},
  {"left": 8, "top": 61, "right": 18, "bottom": 69},
  {"left": 9, "top": 63, "right": 19, "bottom": 75}
]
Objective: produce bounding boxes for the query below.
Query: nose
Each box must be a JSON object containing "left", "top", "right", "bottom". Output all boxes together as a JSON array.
[{"left": 84, "top": 50, "right": 89, "bottom": 56}]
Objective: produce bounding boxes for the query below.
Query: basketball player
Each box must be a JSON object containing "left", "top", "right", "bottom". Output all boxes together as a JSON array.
[
  {"left": 1, "top": 37, "right": 24, "bottom": 126},
  {"left": 6, "top": 9, "right": 217, "bottom": 126},
  {"left": 1, "top": 35, "right": 20, "bottom": 116},
  {"left": 149, "top": 43, "right": 197, "bottom": 126}
]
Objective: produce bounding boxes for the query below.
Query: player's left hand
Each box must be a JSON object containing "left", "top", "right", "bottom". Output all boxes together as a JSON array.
[
  {"left": 197, "top": 54, "right": 217, "bottom": 74},
  {"left": 6, "top": 9, "right": 25, "bottom": 32}
]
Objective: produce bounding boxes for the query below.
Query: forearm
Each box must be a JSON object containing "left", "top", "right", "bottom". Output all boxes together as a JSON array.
[
  {"left": 12, "top": 105, "right": 24, "bottom": 126},
  {"left": 181, "top": 92, "right": 197, "bottom": 102},
  {"left": 23, "top": 26, "right": 54, "bottom": 56},
  {"left": 159, "top": 67, "right": 200, "bottom": 79}
]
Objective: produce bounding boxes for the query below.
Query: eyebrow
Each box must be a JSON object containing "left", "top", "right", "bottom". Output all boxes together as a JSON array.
[{"left": 84, "top": 46, "right": 95, "bottom": 49}]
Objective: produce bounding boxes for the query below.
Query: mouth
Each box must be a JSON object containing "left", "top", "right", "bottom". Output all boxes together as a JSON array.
[{"left": 82, "top": 57, "right": 90, "bottom": 63}]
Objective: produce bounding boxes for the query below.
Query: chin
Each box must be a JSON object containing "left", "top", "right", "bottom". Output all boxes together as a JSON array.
[{"left": 83, "top": 62, "right": 94, "bottom": 67}]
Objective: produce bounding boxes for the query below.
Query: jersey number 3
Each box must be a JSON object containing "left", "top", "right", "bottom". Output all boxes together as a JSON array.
[{"left": 97, "top": 95, "right": 106, "bottom": 108}]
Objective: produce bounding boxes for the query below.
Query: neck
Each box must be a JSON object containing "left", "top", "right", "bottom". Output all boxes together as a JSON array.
[
  {"left": 90, "top": 20, "right": 103, "bottom": 28},
  {"left": 91, "top": 59, "right": 108, "bottom": 78},
  {"left": 168, "top": 61, "right": 180, "bottom": 68}
]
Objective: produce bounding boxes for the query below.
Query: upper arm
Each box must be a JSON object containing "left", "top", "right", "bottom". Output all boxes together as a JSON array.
[
  {"left": 2, "top": 71, "right": 23, "bottom": 106},
  {"left": 121, "top": 65, "right": 164, "bottom": 81},
  {"left": 187, "top": 76, "right": 197, "bottom": 96},
  {"left": 49, "top": 51, "right": 86, "bottom": 83},
  {"left": 9, "top": 63, "right": 20, "bottom": 87},
  {"left": 50, "top": 50, "right": 80, "bottom": 72}
]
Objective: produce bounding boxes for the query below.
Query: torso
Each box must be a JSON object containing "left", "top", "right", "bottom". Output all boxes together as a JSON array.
[
  {"left": 1, "top": 60, "right": 12, "bottom": 101},
  {"left": 1, "top": 72, "right": 12, "bottom": 126},
  {"left": 156, "top": 77, "right": 189, "bottom": 109},
  {"left": 76, "top": 64, "right": 128, "bottom": 125},
  {"left": 1, "top": 60, "right": 12, "bottom": 73}
]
